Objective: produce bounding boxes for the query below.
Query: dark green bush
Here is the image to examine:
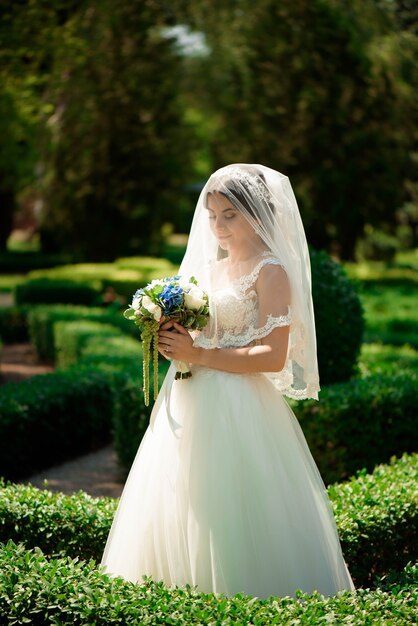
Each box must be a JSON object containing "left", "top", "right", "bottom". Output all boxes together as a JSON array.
[
  {"left": 294, "top": 371, "right": 417, "bottom": 484},
  {"left": 28, "top": 304, "right": 136, "bottom": 360},
  {"left": 15, "top": 277, "right": 102, "bottom": 306},
  {"left": 0, "top": 542, "right": 416, "bottom": 626},
  {"left": 310, "top": 249, "right": 364, "bottom": 384},
  {"left": 0, "top": 368, "right": 113, "bottom": 481},
  {"left": 2, "top": 541, "right": 418, "bottom": 625},
  {"left": 0, "top": 306, "right": 29, "bottom": 343},
  {"left": 330, "top": 453, "right": 418, "bottom": 585},
  {"left": 0, "top": 453, "right": 416, "bottom": 588},
  {"left": 0, "top": 251, "right": 73, "bottom": 273}
]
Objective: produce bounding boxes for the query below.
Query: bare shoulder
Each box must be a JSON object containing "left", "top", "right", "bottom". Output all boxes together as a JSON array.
[{"left": 256, "top": 262, "right": 290, "bottom": 295}]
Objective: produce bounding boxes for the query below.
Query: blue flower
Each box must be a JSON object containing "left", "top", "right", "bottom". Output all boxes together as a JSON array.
[
  {"left": 163, "top": 275, "right": 181, "bottom": 283},
  {"left": 160, "top": 285, "right": 183, "bottom": 313}
]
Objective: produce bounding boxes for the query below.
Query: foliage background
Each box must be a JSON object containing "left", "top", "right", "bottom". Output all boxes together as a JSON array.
[{"left": 0, "top": 0, "right": 417, "bottom": 261}]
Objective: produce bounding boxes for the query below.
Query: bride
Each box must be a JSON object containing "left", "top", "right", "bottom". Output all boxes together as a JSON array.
[{"left": 100, "top": 164, "right": 354, "bottom": 599}]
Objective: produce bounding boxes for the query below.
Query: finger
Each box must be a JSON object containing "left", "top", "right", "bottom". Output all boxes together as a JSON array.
[
  {"left": 173, "top": 322, "right": 189, "bottom": 335},
  {"left": 158, "top": 330, "right": 176, "bottom": 339},
  {"left": 160, "top": 320, "right": 174, "bottom": 330}
]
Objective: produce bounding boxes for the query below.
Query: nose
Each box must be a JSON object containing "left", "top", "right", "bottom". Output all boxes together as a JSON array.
[{"left": 213, "top": 216, "right": 228, "bottom": 232}]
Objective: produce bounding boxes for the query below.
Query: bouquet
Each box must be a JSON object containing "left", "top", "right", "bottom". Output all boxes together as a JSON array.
[{"left": 124, "top": 275, "right": 209, "bottom": 406}]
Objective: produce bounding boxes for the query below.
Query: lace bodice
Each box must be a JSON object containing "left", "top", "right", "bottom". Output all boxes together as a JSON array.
[{"left": 193, "top": 254, "right": 292, "bottom": 349}]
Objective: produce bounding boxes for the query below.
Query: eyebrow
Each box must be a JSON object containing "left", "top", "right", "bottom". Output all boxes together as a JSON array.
[{"left": 206, "top": 206, "right": 237, "bottom": 212}]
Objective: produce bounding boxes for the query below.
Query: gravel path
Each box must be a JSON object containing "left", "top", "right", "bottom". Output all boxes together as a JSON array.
[
  {"left": 22, "top": 444, "right": 125, "bottom": 499},
  {"left": 0, "top": 343, "right": 54, "bottom": 383}
]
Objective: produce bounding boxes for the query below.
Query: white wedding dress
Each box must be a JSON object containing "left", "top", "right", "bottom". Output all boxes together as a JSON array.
[{"left": 100, "top": 255, "right": 354, "bottom": 599}]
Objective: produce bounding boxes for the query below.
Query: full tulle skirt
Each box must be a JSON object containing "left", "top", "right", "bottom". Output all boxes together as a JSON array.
[{"left": 100, "top": 366, "right": 354, "bottom": 599}]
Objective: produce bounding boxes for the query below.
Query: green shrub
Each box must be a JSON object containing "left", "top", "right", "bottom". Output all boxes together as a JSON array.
[
  {"left": 0, "top": 250, "right": 73, "bottom": 273},
  {"left": 1, "top": 542, "right": 416, "bottom": 626},
  {"left": 54, "top": 321, "right": 124, "bottom": 368},
  {"left": 0, "top": 482, "right": 116, "bottom": 561},
  {"left": 28, "top": 304, "right": 135, "bottom": 360},
  {"left": 0, "top": 454, "right": 416, "bottom": 589},
  {"left": 330, "top": 453, "right": 418, "bottom": 585},
  {"left": 310, "top": 249, "right": 364, "bottom": 384},
  {"left": 0, "top": 368, "right": 113, "bottom": 481},
  {"left": 0, "top": 309, "right": 158, "bottom": 476},
  {"left": 294, "top": 372, "right": 417, "bottom": 484},
  {"left": 0, "top": 306, "right": 29, "bottom": 343},
  {"left": 1, "top": 542, "right": 417, "bottom": 625},
  {"left": 108, "top": 361, "right": 170, "bottom": 471},
  {"left": 15, "top": 277, "right": 102, "bottom": 306}
]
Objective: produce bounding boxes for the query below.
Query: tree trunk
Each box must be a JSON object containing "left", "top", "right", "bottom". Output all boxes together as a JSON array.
[{"left": 0, "top": 189, "right": 15, "bottom": 251}]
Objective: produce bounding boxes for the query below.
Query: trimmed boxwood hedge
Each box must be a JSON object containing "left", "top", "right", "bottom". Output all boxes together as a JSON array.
[
  {"left": 0, "top": 368, "right": 114, "bottom": 481},
  {"left": 23, "top": 249, "right": 364, "bottom": 384},
  {"left": 293, "top": 371, "right": 418, "bottom": 484},
  {"left": 0, "top": 310, "right": 161, "bottom": 478},
  {"left": 0, "top": 453, "right": 416, "bottom": 587},
  {"left": 0, "top": 542, "right": 416, "bottom": 625},
  {"left": 54, "top": 321, "right": 124, "bottom": 368},
  {"left": 28, "top": 304, "right": 136, "bottom": 360},
  {"left": 329, "top": 452, "right": 418, "bottom": 585},
  {"left": 14, "top": 278, "right": 102, "bottom": 307}
]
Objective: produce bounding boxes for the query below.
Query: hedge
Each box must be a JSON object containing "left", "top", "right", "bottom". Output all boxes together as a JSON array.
[
  {"left": 27, "top": 304, "right": 136, "bottom": 360},
  {"left": 0, "top": 250, "right": 72, "bottom": 273},
  {"left": 14, "top": 278, "right": 102, "bottom": 307},
  {"left": 54, "top": 321, "right": 124, "bottom": 369},
  {"left": 294, "top": 371, "right": 418, "bottom": 484},
  {"left": 329, "top": 452, "right": 418, "bottom": 585},
  {"left": 0, "top": 453, "right": 416, "bottom": 588},
  {"left": 0, "top": 368, "right": 114, "bottom": 481},
  {"left": 26, "top": 250, "right": 365, "bottom": 384},
  {"left": 0, "top": 542, "right": 416, "bottom": 625},
  {"left": 0, "top": 540, "right": 415, "bottom": 625},
  {"left": 0, "top": 317, "right": 165, "bottom": 479}
]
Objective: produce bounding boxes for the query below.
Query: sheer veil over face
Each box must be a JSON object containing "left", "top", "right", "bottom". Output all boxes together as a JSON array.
[{"left": 175, "top": 163, "right": 320, "bottom": 401}]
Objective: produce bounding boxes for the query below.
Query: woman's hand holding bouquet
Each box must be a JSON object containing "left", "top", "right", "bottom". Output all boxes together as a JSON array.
[{"left": 124, "top": 276, "right": 209, "bottom": 405}]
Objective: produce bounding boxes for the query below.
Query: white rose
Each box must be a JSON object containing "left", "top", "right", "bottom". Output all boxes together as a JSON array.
[
  {"left": 184, "top": 286, "right": 206, "bottom": 310},
  {"left": 149, "top": 279, "right": 165, "bottom": 288},
  {"left": 132, "top": 296, "right": 141, "bottom": 311},
  {"left": 142, "top": 295, "right": 162, "bottom": 321},
  {"left": 179, "top": 278, "right": 193, "bottom": 290}
]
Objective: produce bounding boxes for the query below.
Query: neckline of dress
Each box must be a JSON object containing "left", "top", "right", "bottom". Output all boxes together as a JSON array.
[{"left": 216, "top": 251, "right": 281, "bottom": 292}]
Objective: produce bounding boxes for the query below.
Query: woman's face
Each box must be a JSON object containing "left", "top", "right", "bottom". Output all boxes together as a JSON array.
[{"left": 206, "top": 192, "right": 260, "bottom": 255}]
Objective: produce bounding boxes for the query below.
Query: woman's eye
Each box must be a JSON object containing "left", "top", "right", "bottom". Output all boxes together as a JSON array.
[{"left": 224, "top": 213, "right": 235, "bottom": 220}]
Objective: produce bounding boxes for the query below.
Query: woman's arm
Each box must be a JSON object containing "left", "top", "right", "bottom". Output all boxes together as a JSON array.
[{"left": 158, "top": 264, "right": 291, "bottom": 374}]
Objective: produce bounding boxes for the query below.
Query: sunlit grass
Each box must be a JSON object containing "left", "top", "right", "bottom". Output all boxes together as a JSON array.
[{"left": 358, "top": 342, "right": 418, "bottom": 377}]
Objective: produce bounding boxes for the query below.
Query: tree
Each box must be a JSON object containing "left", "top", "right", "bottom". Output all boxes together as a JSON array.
[
  {"left": 38, "top": 0, "right": 195, "bottom": 261},
  {"left": 174, "top": 0, "right": 417, "bottom": 259}
]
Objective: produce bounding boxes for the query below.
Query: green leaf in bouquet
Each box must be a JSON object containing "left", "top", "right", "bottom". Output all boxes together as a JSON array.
[
  {"left": 196, "top": 314, "right": 209, "bottom": 328},
  {"left": 123, "top": 308, "right": 137, "bottom": 320}
]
